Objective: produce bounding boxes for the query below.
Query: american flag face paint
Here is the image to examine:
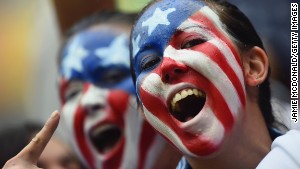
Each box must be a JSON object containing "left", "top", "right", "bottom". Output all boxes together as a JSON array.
[
  {"left": 59, "top": 26, "right": 164, "bottom": 169},
  {"left": 131, "top": 0, "right": 246, "bottom": 157}
]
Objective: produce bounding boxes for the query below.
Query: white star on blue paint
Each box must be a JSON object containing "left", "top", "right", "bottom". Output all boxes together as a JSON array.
[
  {"left": 142, "top": 7, "right": 176, "bottom": 36},
  {"left": 62, "top": 40, "right": 89, "bottom": 79},
  {"left": 95, "top": 34, "right": 130, "bottom": 67},
  {"left": 132, "top": 34, "right": 141, "bottom": 57}
]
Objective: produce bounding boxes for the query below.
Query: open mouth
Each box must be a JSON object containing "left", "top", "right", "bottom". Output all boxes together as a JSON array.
[
  {"left": 169, "top": 88, "right": 206, "bottom": 122},
  {"left": 89, "top": 124, "right": 122, "bottom": 154}
]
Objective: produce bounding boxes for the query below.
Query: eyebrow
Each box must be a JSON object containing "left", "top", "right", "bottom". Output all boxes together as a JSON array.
[
  {"left": 178, "top": 24, "right": 209, "bottom": 32},
  {"left": 175, "top": 23, "right": 212, "bottom": 40},
  {"left": 180, "top": 18, "right": 211, "bottom": 29}
]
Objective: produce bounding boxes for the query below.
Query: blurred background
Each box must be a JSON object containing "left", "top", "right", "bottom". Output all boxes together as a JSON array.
[
  {"left": 0, "top": 0, "right": 292, "bottom": 129},
  {"left": 0, "top": 0, "right": 152, "bottom": 129}
]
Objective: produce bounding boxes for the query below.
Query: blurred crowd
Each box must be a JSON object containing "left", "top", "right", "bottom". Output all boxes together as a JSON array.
[{"left": 0, "top": 0, "right": 294, "bottom": 168}]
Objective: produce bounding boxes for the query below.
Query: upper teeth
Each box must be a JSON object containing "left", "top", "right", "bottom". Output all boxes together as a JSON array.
[
  {"left": 92, "top": 124, "right": 114, "bottom": 137},
  {"left": 171, "top": 88, "right": 205, "bottom": 109}
]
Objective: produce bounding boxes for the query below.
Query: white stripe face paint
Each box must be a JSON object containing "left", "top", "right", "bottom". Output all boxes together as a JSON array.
[
  {"left": 179, "top": 19, "right": 245, "bottom": 88},
  {"left": 60, "top": 82, "right": 163, "bottom": 169},
  {"left": 136, "top": 7, "right": 246, "bottom": 157},
  {"left": 120, "top": 97, "right": 142, "bottom": 169},
  {"left": 143, "top": 105, "right": 197, "bottom": 157},
  {"left": 164, "top": 46, "right": 242, "bottom": 118},
  {"left": 59, "top": 24, "right": 172, "bottom": 169}
]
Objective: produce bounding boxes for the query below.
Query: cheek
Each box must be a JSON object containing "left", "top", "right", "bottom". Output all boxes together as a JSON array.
[
  {"left": 174, "top": 43, "right": 246, "bottom": 112},
  {"left": 61, "top": 98, "right": 82, "bottom": 132},
  {"left": 138, "top": 70, "right": 165, "bottom": 97},
  {"left": 138, "top": 73, "right": 177, "bottom": 134}
]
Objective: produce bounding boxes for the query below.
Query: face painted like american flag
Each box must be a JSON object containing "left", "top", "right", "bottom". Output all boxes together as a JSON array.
[
  {"left": 131, "top": 0, "right": 246, "bottom": 157},
  {"left": 59, "top": 26, "right": 165, "bottom": 169}
]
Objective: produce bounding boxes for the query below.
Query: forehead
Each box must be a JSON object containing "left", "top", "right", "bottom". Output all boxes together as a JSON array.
[
  {"left": 60, "top": 24, "right": 131, "bottom": 81},
  {"left": 65, "top": 26, "right": 128, "bottom": 54},
  {"left": 132, "top": 0, "right": 206, "bottom": 56},
  {"left": 60, "top": 25, "right": 130, "bottom": 66}
]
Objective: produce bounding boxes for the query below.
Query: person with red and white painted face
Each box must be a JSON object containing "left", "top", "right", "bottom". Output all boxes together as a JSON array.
[
  {"left": 130, "top": 0, "right": 300, "bottom": 168},
  {"left": 57, "top": 12, "right": 180, "bottom": 169},
  {"left": 2, "top": 11, "right": 181, "bottom": 169}
]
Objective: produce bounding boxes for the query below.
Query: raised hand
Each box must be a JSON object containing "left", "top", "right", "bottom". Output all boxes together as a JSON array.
[{"left": 2, "top": 110, "right": 60, "bottom": 169}]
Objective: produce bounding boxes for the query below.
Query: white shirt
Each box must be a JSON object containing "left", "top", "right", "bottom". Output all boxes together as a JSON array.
[{"left": 257, "top": 130, "right": 300, "bottom": 169}]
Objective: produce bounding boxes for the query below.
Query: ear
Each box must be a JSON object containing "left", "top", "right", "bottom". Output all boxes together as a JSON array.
[{"left": 242, "top": 46, "right": 269, "bottom": 87}]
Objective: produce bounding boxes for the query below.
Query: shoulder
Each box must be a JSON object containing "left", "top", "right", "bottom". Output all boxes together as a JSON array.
[{"left": 257, "top": 130, "right": 300, "bottom": 169}]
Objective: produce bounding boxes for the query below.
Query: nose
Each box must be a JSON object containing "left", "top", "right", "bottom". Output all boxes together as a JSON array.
[
  {"left": 107, "top": 90, "right": 129, "bottom": 115},
  {"left": 81, "top": 84, "right": 106, "bottom": 115},
  {"left": 160, "top": 57, "right": 188, "bottom": 83}
]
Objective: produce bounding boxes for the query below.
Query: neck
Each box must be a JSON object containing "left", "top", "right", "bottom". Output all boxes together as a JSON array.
[
  {"left": 153, "top": 141, "right": 182, "bottom": 169},
  {"left": 187, "top": 94, "right": 272, "bottom": 169}
]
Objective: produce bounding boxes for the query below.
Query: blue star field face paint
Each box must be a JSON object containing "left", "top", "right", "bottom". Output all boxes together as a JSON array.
[
  {"left": 131, "top": 0, "right": 205, "bottom": 75},
  {"left": 59, "top": 25, "right": 170, "bottom": 169},
  {"left": 130, "top": 0, "right": 246, "bottom": 158},
  {"left": 61, "top": 28, "right": 134, "bottom": 94}
]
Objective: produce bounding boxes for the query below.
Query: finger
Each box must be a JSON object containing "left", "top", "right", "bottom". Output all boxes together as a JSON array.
[{"left": 16, "top": 110, "right": 60, "bottom": 164}]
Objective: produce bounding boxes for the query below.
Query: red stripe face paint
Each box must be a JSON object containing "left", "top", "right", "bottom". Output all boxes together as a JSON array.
[
  {"left": 59, "top": 25, "right": 168, "bottom": 169},
  {"left": 60, "top": 81, "right": 163, "bottom": 169},
  {"left": 136, "top": 6, "right": 246, "bottom": 157}
]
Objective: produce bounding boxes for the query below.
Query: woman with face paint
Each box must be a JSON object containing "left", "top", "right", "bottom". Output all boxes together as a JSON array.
[
  {"left": 2, "top": 11, "right": 181, "bottom": 169},
  {"left": 130, "top": 0, "right": 300, "bottom": 169},
  {"left": 57, "top": 11, "right": 181, "bottom": 169}
]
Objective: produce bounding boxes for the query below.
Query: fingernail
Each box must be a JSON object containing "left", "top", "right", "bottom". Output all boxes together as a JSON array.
[{"left": 50, "top": 110, "right": 59, "bottom": 119}]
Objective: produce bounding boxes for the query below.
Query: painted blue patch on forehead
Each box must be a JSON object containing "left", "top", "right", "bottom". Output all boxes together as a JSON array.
[
  {"left": 132, "top": 0, "right": 206, "bottom": 59},
  {"left": 60, "top": 29, "right": 134, "bottom": 93},
  {"left": 131, "top": 0, "right": 206, "bottom": 101}
]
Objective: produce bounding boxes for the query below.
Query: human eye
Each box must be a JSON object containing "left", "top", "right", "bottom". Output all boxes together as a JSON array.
[
  {"left": 140, "top": 54, "right": 161, "bottom": 71},
  {"left": 64, "top": 81, "right": 83, "bottom": 101},
  {"left": 101, "top": 69, "right": 129, "bottom": 85},
  {"left": 181, "top": 37, "right": 206, "bottom": 49}
]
